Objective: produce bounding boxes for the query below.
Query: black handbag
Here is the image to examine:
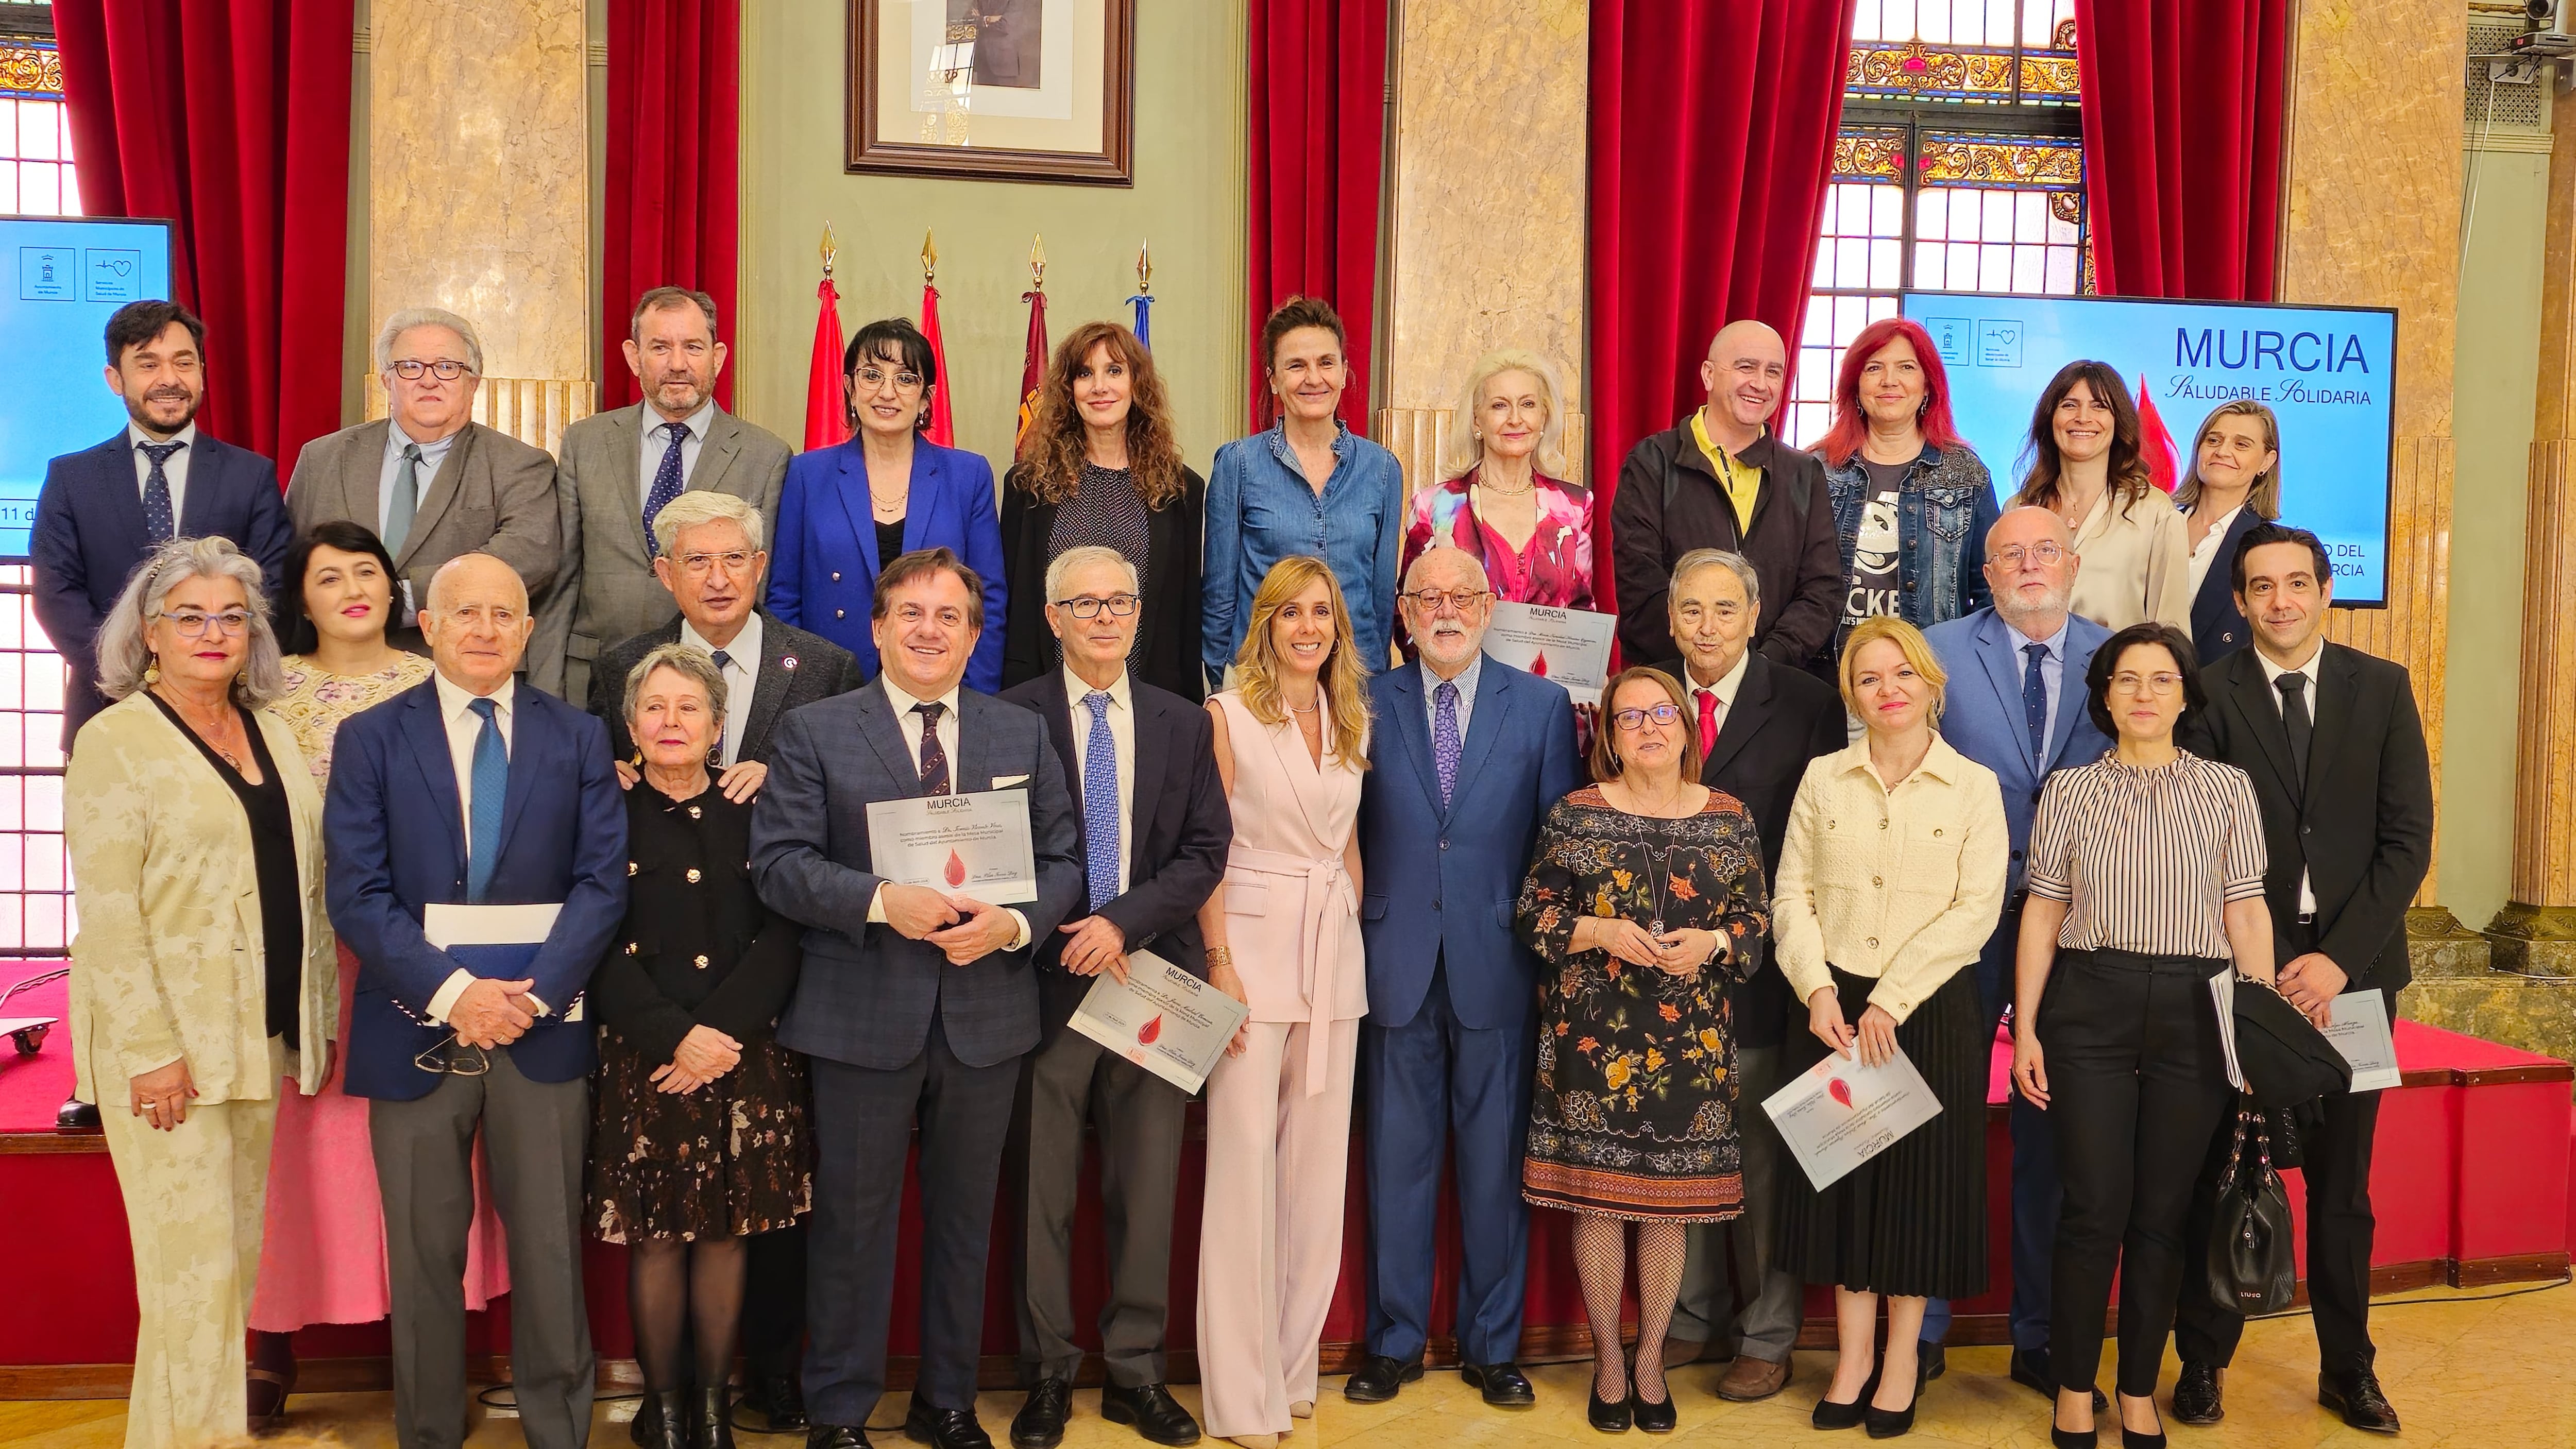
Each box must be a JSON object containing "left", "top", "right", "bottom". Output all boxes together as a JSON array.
[
  {"left": 2205, "top": 1098, "right": 2299, "bottom": 1316},
  {"left": 2230, "top": 975, "right": 2352, "bottom": 1108}
]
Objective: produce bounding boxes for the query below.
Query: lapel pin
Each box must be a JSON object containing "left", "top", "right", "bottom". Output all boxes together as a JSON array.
[{"left": 782, "top": 655, "right": 799, "bottom": 672}]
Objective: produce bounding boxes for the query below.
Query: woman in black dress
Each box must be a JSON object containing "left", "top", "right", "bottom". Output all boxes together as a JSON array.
[{"left": 587, "top": 643, "right": 809, "bottom": 1449}]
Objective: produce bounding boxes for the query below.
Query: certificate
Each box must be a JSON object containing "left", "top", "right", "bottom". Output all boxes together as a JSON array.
[
  {"left": 425, "top": 901, "right": 583, "bottom": 1021},
  {"left": 866, "top": 788, "right": 1038, "bottom": 905},
  {"left": 2324, "top": 989, "right": 2402, "bottom": 1093},
  {"left": 1067, "top": 948, "right": 1251, "bottom": 1095},
  {"left": 1761, "top": 1044, "right": 1943, "bottom": 1190},
  {"left": 1482, "top": 602, "right": 1617, "bottom": 705}
]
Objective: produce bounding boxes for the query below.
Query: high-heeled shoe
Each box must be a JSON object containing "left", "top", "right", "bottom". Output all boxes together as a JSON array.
[
  {"left": 1588, "top": 1366, "right": 1634, "bottom": 1435},
  {"left": 1864, "top": 1376, "right": 1917, "bottom": 1439},
  {"left": 2048, "top": 1424, "right": 2097, "bottom": 1449},
  {"left": 1629, "top": 1367, "right": 1676, "bottom": 1435},
  {"left": 1814, "top": 1365, "right": 1882, "bottom": 1431},
  {"left": 2115, "top": 1393, "right": 2166, "bottom": 1449}
]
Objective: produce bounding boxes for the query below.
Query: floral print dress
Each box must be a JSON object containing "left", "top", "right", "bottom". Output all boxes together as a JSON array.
[{"left": 1516, "top": 785, "right": 1770, "bottom": 1221}]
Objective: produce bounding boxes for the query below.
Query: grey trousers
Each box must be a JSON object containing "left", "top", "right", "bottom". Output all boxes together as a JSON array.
[
  {"left": 1670, "top": 1042, "right": 1802, "bottom": 1361},
  {"left": 1010, "top": 1021, "right": 1189, "bottom": 1387},
  {"left": 371, "top": 1051, "right": 595, "bottom": 1449}
]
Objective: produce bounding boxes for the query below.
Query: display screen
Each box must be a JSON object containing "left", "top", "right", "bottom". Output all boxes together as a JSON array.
[{"left": 0, "top": 216, "right": 177, "bottom": 560}]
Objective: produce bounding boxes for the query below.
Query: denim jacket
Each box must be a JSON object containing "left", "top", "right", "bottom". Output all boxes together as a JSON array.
[
  {"left": 1822, "top": 442, "right": 2001, "bottom": 641},
  {"left": 1202, "top": 419, "right": 1404, "bottom": 682}
]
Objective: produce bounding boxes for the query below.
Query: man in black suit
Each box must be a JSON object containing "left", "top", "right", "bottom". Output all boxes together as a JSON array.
[
  {"left": 1647, "top": 548, "right": 1844, "bottom": 1401},
  {"left": 998, "top": 546, "right": 1229, "bottom": 1449},
  {"left": 751, "top": 548, "right": 1083, "bottom": 1449},
  {"left": 2173, "top": 523, "right": 2431, "bottom": 1436},
  {"left": 32, "top": 298, "right": 293, "bottom": 751}
]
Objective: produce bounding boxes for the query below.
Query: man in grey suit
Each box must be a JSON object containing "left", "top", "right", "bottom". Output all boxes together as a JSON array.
[
  {"left": 286, "top": 307, "right": 561, "bottom": 653},
  {"left": 751, "top": 547, "right": 1083, "bottom": 1449},
  {"left": 534, "top": 285, "right": 792, "bottom": 701}
]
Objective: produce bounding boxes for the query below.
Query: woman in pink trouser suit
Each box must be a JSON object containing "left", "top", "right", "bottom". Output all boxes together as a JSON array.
[{"left": 1194, "top": 556, "right": 1370, "bottom": 1448}]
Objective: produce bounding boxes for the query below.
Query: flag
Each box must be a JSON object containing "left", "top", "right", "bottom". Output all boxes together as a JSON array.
[
  {"left": 2135, "top": 372, "right": 2179, "bottom": 492},
  {"left": 1129, "top": 292, "right": 1154, "bottom": 350},
  {"left": 1016, "top": 287, "right": 1049, "bottom": 452},
  {"left": 919, "top": 281, "right": 957, "bottom": 448},
  {"left": 804, "top": 277, "right": 849, "bottom": 452}
]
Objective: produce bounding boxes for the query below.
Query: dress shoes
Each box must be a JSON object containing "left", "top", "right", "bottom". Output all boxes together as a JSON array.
[
  {"left": 1341, "top": 1354, "right": 1422, "bottom": 1403},
  {"left": 1010, "top": 1379, "right": 1072, "bottom": 1449},
  {"left": 1715, "top": 1352, "right": 1790, "bottom": 1402},
  {"left": 1100, "top": 1382, "right": 1201, "bottom": 1446},
  {"left": 1916, "top": 1343, "right": 1945, "bottom": 1383},
  {"left": 636, "top": 1390, "right": 688, "bottom": 1449},
  {"left": 1460, "top": 1361, "right": 1536, "bottom": 1408},
  {"left": 689, "top": 1386, "right": 736, "bottom": 1449},
  {"left": 808, "top": 1427, "right": 873, "bottom": 1449},
  {"left": 2170, "top": 1362, "right": 2222, "bottom": 1426},
  {"left": 1586, "top": 1382, "right": 1632, "bottom": 1434},
  {"left": 1863, "top": 1393, "right": 1916, "bottom": 1440},
  {"left": 1629, "top": 1383, "right": 1676, "bottom": 1435},
  {"left": 2318, "top": 1368, "right": 2401, "bottom": 1434},
  {"left": 904, "top": 1400, "right": 995, "bottom": 1449},
  {"left": 2008, "top": 1348, "right": 2107, "bottom": 1411},
  {"left": 56, "top": 1096, "right": 99, "bottom": 1130},
  {"left": 739, "top": 1373, "right": 810, "bottom": 1435}
]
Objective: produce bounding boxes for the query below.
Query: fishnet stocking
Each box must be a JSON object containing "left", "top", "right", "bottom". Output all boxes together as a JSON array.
[
  {"left": 1630, "top": 1221, "right": 1688, "bottom": 1406},
  {"left": 1572, "top": 1213, "right": 1631, "bottom": 1402}
]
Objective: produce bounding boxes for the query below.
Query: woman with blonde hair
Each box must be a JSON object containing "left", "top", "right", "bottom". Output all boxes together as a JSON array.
[
  {"left": 1001, "top": 319, "right": 1207, "bottom": 699},
  {"left": 1399, "top": 349, "right": 1594, "bottom": 616},
  {"left": 1194, "top": 555, "right": 1371, "bottom": 1448},
  {"left": 2173, "top": 400, "right": 2283, "bottom": 664},
  {"left": 1772, "top": 617, "right": 2008, "bottom": 1437}
]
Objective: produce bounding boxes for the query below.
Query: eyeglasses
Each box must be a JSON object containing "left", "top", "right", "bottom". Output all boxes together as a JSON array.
[
  {"left": 1054, "top": 593, "right": 1140, "bottom": 619},
  {"left": 2109, "top": 671, "right": 2185, "bottom": 697},
  {"left": 1611, "top": 703, "right": 1685, "bottom": 731},
  {"left": 1399, "top": 587, "right": 1492, "bottom": 616},
  {"left": 389, "top": 359, "right": 472, "bottom": 381},
  {"left": 1992, "top": 542, "right": 2069, "bottom": 568},
  {"left": 676, "top": 550, "right": 759, "bottom": 576},
  {"left": 155, "top": 608, "right": 252, "bottom": 638},
  {"left": 853, "top": 365, "right": 924, "bottom": 394},
  {"left": 414, "top": 1034, "right": 489, "bottom": 1077}
]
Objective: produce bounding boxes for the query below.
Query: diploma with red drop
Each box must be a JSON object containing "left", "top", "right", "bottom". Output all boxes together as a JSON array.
[
  {"left": 1761, "top": 1039, "right": 1943, "bottom": 1191},
  {"left": 1480, "top": 601, "right": 1615, "bottom": 706},
  {"left": 865, "top": 788, "right": 1040, "bottom": 905},
  {"left": 1069, "top": 948, "right": 1250, "bottom": 1095}
]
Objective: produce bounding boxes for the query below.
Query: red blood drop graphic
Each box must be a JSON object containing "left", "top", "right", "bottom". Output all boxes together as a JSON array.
[
  {"left": 1530, "top": 650, "right": 1550, "bottom": 677},
  {"left": 1827, "top": 1078, "right": 1854, "bottom": 1110},
  {"left": 1137, "top": 1015, "right": 1164, "bottom": 1045},
  {"left": 944, "top": 849, "right": 967, "bottom": 887}
]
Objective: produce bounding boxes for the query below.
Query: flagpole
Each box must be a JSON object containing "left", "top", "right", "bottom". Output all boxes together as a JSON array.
[
  {"left": 1017, "top": 235, "right": 1049, "bottom": 454},
  {"left": 803, "top": 223, "right": 850, "bottom": 451},
  {"left": 1129, "top": 240, "right": 1154, "bottom": 350},
  {"left": 920, "top": 230, "right": 956, "bottom": 448}
]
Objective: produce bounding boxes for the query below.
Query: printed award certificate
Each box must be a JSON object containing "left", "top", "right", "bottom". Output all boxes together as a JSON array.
[
  {"left": 424, "top": 901, "right": 583, "bottom": 1021},
  {"left": 1482, "top": 602, "right": 1617, "bottom": 704},
  {"left": 2324, "top": 989, "right": 2402, "bottom": 1093},
  {"left": 1761, "top": 1043, "right": 1943, "bottom": 1190},
  {"left": 865, "top": 788, "right": 1038, "bottom": 905},
  {"left": 1067, "top": 948, "right": 1251, "bottom": 1094}
]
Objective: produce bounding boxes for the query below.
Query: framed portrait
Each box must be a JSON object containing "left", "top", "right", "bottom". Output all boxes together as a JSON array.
[{"left": 848, "top": 0, "right": 1136, "bottom": 185}]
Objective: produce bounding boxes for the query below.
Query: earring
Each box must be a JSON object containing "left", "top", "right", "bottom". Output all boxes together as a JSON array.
[{"left": 143, "top": 662, "right": 160, "bottom": 685}]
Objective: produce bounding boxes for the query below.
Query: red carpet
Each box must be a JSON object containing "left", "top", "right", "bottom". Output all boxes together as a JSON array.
[{"left": 0, "top": 970, "right": 71, "bottom": 1129}]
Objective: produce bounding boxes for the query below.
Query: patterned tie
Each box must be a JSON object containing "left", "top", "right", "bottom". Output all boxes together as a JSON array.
[
  {"left": 1433, "top": 679, "right": 1462, "bottom": 809},
  {"left": 1081, "top": 691, "right": 1120, "bottom": 909},
  {"left": 709, "top": 651, "right": 735, "bottom": 765},
  {"left": 2276, "top": 672, "right": 2312, "bottom": 800},
  {"left": 2021, "top": 641, "right": 2050, "bottom": 761},
  {"left": 643, "top": 420, "right": 691, "bottom": 555},
  {"left": 385, "top": 442, "right": 423, "bottom": 556},
  {"left": 137, "top": 440, "right": 183, "bottom": 542},
  {"left": 913, "top": 701, "right": 950, "bottom": 796},
  {"left": 466, "top": 697, "right": 509, "bottom": 902},
  {"left": 1695, "top": 687, "right": 1721, "bottom": 754}
]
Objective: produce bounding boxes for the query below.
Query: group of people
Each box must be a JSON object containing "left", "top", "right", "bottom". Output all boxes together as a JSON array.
[{"left": 35, "top": 286, "right": 2429, "bottom": 1449}]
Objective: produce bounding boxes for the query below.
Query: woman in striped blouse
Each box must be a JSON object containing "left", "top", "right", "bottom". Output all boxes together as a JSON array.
[{"left": 2009, "top": 621, "right": 2275, "bottom": 1449}]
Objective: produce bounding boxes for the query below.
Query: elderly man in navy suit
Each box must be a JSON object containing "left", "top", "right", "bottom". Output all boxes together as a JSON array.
[
  {"left": 1343, "top": 545, "right": 1581, "bottom": 1409},
  {"left": 751, "top": 547, "right": 1083, "bottom": 1449},
  {"left": 326, "top": 552, "right": 628, "bottom": 1449},
  {"left": 1919, "top": 505, "right": 2113, "bottom": 1400}
]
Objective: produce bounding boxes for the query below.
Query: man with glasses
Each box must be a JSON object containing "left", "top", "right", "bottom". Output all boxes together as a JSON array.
[
  {"left": 288, "top": 306, "right": 562, "bottom": 652},
  {"left": 1343, "top": 546, "right": 1581, "bottom": 1409},
  {"left": 996, "top": 546, "right": 1230, "bottom": 1449},
  {"left": 534, "top": 286, "right": 792, "bottom": 702},
  {"left": 326, "top": 552, "right": 628, "bottom": 1449}
]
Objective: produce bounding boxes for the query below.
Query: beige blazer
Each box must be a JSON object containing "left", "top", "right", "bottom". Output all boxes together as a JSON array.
[
  {"left": 2066, "top": 484, "right": 2194, "bottom": 636},
  {"left": 528, "top": 401, "right": 792, "bottom": 700},
  {"left": 65, "top": 694, "right": 337, "bottom": 1104},
  {"left": 285, "top": 418, "right": 562, "bottom": 648}
]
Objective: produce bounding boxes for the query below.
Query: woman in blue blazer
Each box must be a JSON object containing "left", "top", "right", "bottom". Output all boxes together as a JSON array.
[
  {"left": 2173, "top": 400, "right": 2281, "bottom": 667},
  {"left": 768, "top": 317, "right": 1008, "bottom": 690}
]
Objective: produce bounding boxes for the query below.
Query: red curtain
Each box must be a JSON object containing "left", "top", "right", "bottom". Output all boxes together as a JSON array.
[
  {"left": 604, "top": 0, "right": 742, "bottom": 412},
  {"left": 1245, "top": 0, "right": 1389, "bottom": 433},
  {"left": 2075, "top": 0, "right": 2289, "bottom": 301},
  {"left": 53, "top": 0, "right": 354, "bottom": 472},
  {"left": 1586, "top": 0, "right": 1856, "bottom": 617}
]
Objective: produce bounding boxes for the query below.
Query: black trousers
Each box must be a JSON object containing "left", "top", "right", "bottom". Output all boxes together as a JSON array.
[
  {"left": 742, "top": 1222, "right": 809, "bottom": 1381},
  {"left": 2039, "top": 949, "right": 2233, "bottom": 1400}
]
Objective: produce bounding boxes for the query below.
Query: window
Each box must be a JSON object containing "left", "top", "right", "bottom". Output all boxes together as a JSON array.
[{"left": 1788, "top": 0, "right": 2089, "bottom": 446}]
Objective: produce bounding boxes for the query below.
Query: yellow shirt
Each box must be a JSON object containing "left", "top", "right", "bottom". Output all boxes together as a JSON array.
[{"left": 1690, "top": 410, "right": 1763, "bottom": 536}]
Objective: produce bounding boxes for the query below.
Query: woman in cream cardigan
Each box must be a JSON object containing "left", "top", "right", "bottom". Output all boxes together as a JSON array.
[{"left": 67, "top": 536, "right": 336, "bottom": 1449}]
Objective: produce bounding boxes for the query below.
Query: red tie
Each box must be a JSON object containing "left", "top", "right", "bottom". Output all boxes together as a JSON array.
[{"left": 1697, "top": 688, "right": 1720, "bottom": 752}]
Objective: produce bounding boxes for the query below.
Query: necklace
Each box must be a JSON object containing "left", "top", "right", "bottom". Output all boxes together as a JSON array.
[
  {"left": 1474, "top": 471, "right": 1536, "bottom": 499},
  {"left": 1287, "top": 698, "right": 1320, "bottom": 714},
  {"left": 156, "top": 684, "right": 243, "bottom": 769}
]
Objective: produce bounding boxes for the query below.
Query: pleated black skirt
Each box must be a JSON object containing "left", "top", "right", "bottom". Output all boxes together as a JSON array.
[{"left": 1775, "top": 963, "right": 1990, "bottom": 1300}]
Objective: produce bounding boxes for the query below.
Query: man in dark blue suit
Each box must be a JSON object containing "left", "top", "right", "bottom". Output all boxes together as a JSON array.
[
  {"left": 32, "top": 299, "right": 292, "bottom": 752},
  {"left": 1920, "top": 506, "right": 2113, "bottom": 1402},
  {"left": 750, "top": 548, "right": 1083, "bottom": 1449},
  {"left": 325, "top": 553, "right": 628, "bottom": 1449},
  {"left": 1344, "top": 546, "right": 1581, "bottom": 1409}
]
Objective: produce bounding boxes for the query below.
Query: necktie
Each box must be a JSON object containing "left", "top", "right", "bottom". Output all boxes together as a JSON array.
[
  {"left": 1081, "top": 691, "right": 1120, "bottom": 910},
  {"left": 466, "top": 697, "right": 508, "bottom": 902},
  {"left": 643, "top": 420, "right": 691, "bottom": 554},
  {"left": 137, "top": 440, "right": 183, "bottom": 542},
  {"left": 913, "top": 701, "right": 950, "bottom": 796},
  {"left": 708, "top": 650, "right": 735, "bottom": 765},
  {"left": 2276, "top": 672, "right": 2312, "bottom": 799},
  {"left": 1432, "top": 679, "right": 1463, "bottom": 808},
  {"left": 385, "top": 442, "right": 423, "bottom": 556},
  {"left": 1695, "top": 687, "right": 1720, "bottom": 753},
  {"left": 2021, "top": 642, "right": 2050, "bottom": 760}
]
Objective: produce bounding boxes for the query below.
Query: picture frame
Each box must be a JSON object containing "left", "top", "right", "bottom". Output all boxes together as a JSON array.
[{"left": 847, "top": 0, "right": 1136, "bottom": 186}]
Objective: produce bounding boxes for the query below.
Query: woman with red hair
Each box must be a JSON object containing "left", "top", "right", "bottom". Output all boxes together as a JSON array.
[{"left": 1811, "top": 318, "right": 2001, "bottom": 668}]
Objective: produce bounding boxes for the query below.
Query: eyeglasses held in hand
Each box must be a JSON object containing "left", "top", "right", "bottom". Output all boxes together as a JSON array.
[
  {"left": 156, "top": 609, "right": 252, "bottom": 638},
  {"left": 389, "top": 359, "right": 472, "bottom": 381},
  {"left": 2110, "top": 671, "right": 2184, "bottom": 697},
  {"left": 414, "top": 1033, "right": 489, "bottom": 1077},
  {"left": 1991, "top": 542, "right": 2069, "bottom": 568},
  {"left": 1399, "top": 587, "right": 1492, "bottom": 615},
  {"left": 1054, "top": 593, "right": 1140, "bottom": 619},
  {"left": 1612, "top": 703, "right": 1685, "bottom": 731}
]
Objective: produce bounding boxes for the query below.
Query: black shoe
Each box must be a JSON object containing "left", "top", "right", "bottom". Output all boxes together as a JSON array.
[
  {"left": 2113, "top": 1393, "right": 2164, "bottom": 1449},
  {"left": 1629, "top": 1384, "right": 1675, "bottom": 1435},
  {"left": 637, "top": 1390, "right": 689, "bottom": 1449},
  {"left": 1099, "top": 1383, "right": 1200, "bottom": 1446},
  {"left": 1863, "top": 1398, "right": 1916, "bottom": 1439},
  {"left": 2009, "top": 1349, "right": 2107, "bottom": 1412},
  {"left": 1587, "top": 1382, "right": 1632, "bottom": 1434},
  {"left": 1010, "top": 1379, "right": 1071, "bottom": 1449},
  {"left": 2170, "top": 1362, "right": 2222, "bottom": 1426},
  {"left": 56, "top": 1096, "right": 99, "bottom": 1130},
  {"left": 2049, "top": 1429, "right": 2096, "bottom": 1449},
  {"left": 739, "top": 1373, "right": 809, "bottom": 1435},
  {"left": 1813, "top": 1367, "right": 1880, "bottom": 1431},
  {"left": 690, "top": 1386, "right": 736, "bottom": 1449},
  {"left": 1343, "top": 1354, "right": 1423, "bottom": 1403},
  {"left": 1916, "top": 1343, "right": 1943, "bottom": 1384},
  {"left": 808, "top": 1428, "right": 872, "bottom": 1449},
  {"left": 904, "top": 1401, "right": 995, "bottom": 1449},
  {"left": 2319, "top": 1369, "right": 2401, "bottom": 1434},
  {"left": 1460, "top": 1361, "right": 1535, "bottom": 1409}
]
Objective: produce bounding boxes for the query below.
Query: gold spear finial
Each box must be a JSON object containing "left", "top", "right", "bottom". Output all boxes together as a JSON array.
[
  {"left": 921, "top": 230, "right": 938, "bottom": 283},
  {"left": 819, "top": 221, "right": 838, "bottom": 278},
  {"left": 1029, "top": 234, "right": 1046, "bottom": 289},
  {"left": 1136, "top": 240, "right": 1152, "bottom": 294}
]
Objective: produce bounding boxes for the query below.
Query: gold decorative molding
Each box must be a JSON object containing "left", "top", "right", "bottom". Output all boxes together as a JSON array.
[{"left": 0, "top": 43, "right": 62, "bottom": 95}]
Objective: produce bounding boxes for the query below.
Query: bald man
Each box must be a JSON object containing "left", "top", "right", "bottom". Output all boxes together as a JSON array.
[{"left": 1610, "top": 321, "right": 1840, "bottom": 675}]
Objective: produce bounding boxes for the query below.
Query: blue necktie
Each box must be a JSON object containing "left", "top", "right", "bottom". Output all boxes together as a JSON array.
[
  {"left": 2021, "top": 641, "right": 2050, "bottom": 761},
  {"left": 1433, "top": 679, "right": 1462, "bottom": 809},
  {"left": 137, "top": 440, "right": 183, "bottom": 542},
  {"left": 643, "top": 420, "right": 691, "bottom": 554},
  {"left": 1081, "top": 691, "right": 1120, "bottom": 910},
  {"left": 466, "top": 697, "right": 509, "bottom": 902}
]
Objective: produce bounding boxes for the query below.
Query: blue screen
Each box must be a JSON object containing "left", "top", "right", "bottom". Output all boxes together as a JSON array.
[
  {"left": 1900, "top": 292, "right": 2396, "bottom": 607},
  {"left": 0, "top": 216, "right": 176, "bottom": 560}
]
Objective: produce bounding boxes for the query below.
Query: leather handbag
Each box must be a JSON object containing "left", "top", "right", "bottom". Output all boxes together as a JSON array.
[
  {"left": 2230, "top": 975, "right": 2352, "bottom": 1108},
  {"left": 2206, "top": 1098, "right": 2299, "bottom": 1316}
]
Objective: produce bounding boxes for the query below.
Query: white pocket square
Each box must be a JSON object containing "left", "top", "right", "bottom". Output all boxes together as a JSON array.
[{"left": 992, "top": 774, "right": 1030, "bottom": 789}]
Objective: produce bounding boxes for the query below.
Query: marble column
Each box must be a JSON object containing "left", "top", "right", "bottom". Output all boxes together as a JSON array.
[{"left": 363, "top": 0, "right": 592, "bottom": 453}]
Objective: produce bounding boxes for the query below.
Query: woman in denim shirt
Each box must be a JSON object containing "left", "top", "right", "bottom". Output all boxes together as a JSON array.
[
  {"left": 1203, "top": 296, "right": 1404, "bottom": 688},
  {"left": 1813, "top": 318, "right": 2000, "bottom": 669}
]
